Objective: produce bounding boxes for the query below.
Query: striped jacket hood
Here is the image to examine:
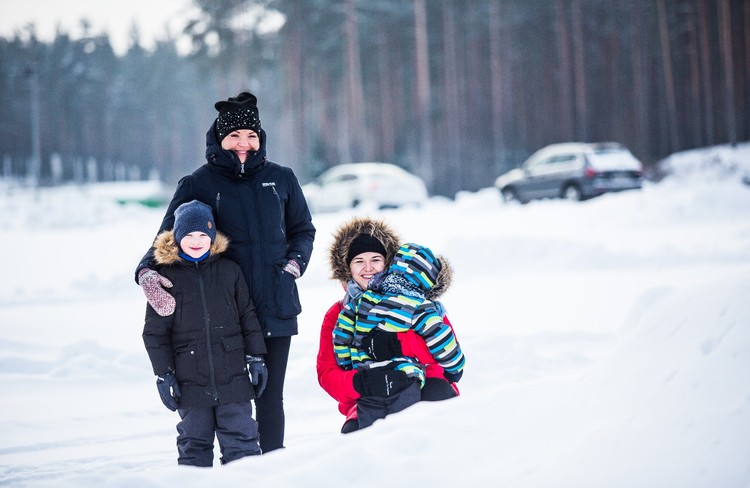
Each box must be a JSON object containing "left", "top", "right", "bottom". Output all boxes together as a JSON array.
[
  {"left": 328, "top": 217, "right": 402, "bottom": 282},
  {"left": 388, "top": 242, "right": 453, "bottom": 301},
  {"left": 152, "top": 230, "right": 230, "bottom": 266}
]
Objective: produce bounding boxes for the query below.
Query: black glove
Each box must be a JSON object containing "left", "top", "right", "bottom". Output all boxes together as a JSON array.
[
  {"left": 156, "top": 371, "right": 181, "bottom": 411},
  {"left": 353, "top": 368, "right": 411, "bottom": 397},
  {"left": 246, "top": 355, "right": 268, "bottom": 398},
  {"left": 360, "top": 328, "right": 402, "bottom": 361},
  {"left": 443, "top": 369, "right": 463, "bottom": 383}
]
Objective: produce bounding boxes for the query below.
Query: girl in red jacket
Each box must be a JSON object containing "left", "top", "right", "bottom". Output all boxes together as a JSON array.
[{"left": 316, "top": 217, "right": 460, "bottom": 433}]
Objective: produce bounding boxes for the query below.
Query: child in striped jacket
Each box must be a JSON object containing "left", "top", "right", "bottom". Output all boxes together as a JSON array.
[{"left": 332, "top": 242, "right": 465, "bottom": 428}]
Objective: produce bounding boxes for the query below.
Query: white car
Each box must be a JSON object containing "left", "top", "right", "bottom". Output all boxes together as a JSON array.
[{"left": 302, "top": 162, "right": 428, "bottom": 213}]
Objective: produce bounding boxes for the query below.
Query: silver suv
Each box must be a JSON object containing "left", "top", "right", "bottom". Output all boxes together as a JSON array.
[{"left": 495, "top": 142, "right": 644, "bottom": 203}]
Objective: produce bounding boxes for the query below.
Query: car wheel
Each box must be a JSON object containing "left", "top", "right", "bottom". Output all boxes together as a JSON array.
[
  {"left": 501, "top": 187, "right": 521, "bottom": 203},
  {"left": 563, "top": 184, "right": 582, "bottom": 201}
]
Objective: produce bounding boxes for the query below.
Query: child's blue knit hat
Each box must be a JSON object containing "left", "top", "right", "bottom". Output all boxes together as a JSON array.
[{"left": 173, "top": 200, "right": 216, "bottom": 244}]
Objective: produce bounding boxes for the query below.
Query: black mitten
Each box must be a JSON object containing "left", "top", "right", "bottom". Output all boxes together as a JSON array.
[
  {"left": 156, "top": 371, "right": 181, "bottom": 411},
  {"left": 360, "top": 328, "right": 402, "bottom": 361},
  {"left": 443, "top": 369, "right": 463, "bottom": 384},
  {"left": 353, "top": 368, "right": 411, "bottom": 397},
  {"left": 246, "top": 355, "right": 268, "bottom": 398}
]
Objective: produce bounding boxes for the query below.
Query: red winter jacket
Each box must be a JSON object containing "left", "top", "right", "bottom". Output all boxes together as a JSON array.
[{"left": 316, "top": 300, "right": 460, "bottom": 420}]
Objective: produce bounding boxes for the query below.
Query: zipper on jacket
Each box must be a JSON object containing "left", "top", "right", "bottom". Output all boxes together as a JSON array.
[
  {"left": 237, "top": 176, "right": 269, "bottom": 336},
  {"left": 196, "top": 262, "right": 219, "bottom": 402},
  {"left": 215, "top": 192, "right": 221, "bottom": 214}
]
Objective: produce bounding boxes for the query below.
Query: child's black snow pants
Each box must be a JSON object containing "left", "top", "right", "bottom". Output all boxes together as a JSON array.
[
  {"left": 356, "top": 381, "right": 421, "bottom": 429},
  {"left": 176, "top": 401, "right": 261, "bottom": 466}
]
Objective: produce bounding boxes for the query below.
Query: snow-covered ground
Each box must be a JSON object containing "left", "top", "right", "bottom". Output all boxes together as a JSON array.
[{"left": 1, "top": 143, "right": 749, "bottom": 487}]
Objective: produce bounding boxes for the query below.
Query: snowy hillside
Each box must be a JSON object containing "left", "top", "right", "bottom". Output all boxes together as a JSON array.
[{"left": 1, "top": 143, "right": 749, "bottom": 487}]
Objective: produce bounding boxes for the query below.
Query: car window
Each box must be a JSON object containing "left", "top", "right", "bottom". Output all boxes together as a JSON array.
[
  {"left": 526, "top": 157, "right": 552, "bottom": 169},
  {"left": 323, "top": 173, "right": 358, "bottom": 185},
  {"left": 549, "top": 154, "right": 576, "bottom": 164},
  {"left": 587, "top": 150, "right": 641, "bottom": 171}
]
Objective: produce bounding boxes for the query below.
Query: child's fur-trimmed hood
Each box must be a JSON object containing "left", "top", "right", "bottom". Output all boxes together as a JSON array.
[
  {"left": 152, "top": 230, "right": 230, "bottom": 265},
  {"left": 424, "top": 254, "right": 453, "bottom": 301}
]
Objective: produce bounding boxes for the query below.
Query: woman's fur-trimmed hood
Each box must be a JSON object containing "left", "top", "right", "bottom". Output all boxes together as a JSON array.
[
  {"left": 327, "top": 217, "right": 453, "bottom": 299},
  {"left": 328, "top": 217, "right": 401, "bottom": 283},
  {"left": 152, "top": 230, "right": 230, "bottom": 265}
]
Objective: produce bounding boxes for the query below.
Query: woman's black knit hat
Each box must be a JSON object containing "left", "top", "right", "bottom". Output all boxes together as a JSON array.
[
  {"left": 215, "top": 92, "right": 262, "bottom": 142},
  {"left": 345, "top": 233, "right": 388, "bottom": 265}
]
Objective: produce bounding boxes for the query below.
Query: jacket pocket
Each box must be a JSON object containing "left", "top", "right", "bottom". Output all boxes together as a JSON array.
[
  {"left": 221, "top": 334, "right": 245, "bottom": 352},
  {"left": 173, "top": 340, "right": 200, "bottom": 382},
  {"left": 270, "top": 264, "right": 302, "bottom": 319},
  {"left": 219, "top": 334, "right": 247, "bottom": 379}
]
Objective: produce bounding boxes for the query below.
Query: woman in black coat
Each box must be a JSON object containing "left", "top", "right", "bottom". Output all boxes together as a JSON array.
[{"left": 137, "top": 92, "right": 316, "bottom": 453}]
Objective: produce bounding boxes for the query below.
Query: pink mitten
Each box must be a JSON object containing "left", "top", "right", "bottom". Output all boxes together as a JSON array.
[
  {"left": 283, "top": 259, "right": 301, "bottom": 279},
  {"left": 138, "top": 269, "right": 176, "bottom": 316}
]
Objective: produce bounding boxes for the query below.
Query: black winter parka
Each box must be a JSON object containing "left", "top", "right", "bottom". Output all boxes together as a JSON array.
[
  {"left": 142, "top": 231, "right": 268, "bottom": 407},
  {"left": 137, "top": 124, "right": 315, "bottom": 338}
]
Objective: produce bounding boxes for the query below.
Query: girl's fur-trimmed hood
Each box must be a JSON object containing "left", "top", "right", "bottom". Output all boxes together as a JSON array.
[
  {"left": 327, "top": 217, "right": 453, "bottom": 299},
  {"left": 328, "top": 217, "right": 401, "bottom": 283},
  {"left": 153, "top": 230, "right": 230, "bottom": 265}
]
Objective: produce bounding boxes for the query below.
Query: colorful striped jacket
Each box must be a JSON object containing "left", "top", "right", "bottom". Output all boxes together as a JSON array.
[{"left": 333, "top": 243, "right": 466, "bottom": 386}]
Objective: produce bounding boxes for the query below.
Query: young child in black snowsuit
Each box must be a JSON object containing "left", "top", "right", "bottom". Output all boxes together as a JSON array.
[{"left": 142, "top": 200, "right": 268, "bottom": 466}]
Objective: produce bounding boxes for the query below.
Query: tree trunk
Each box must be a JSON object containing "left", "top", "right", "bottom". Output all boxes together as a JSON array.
[
  {"left": 571, "top": 0, "right": 587, "bottom": 141},
  {"left": 554, "top": 0, "right": 574, "bottom": 141},
  {"left": 717, "top": 0, "right": 737, "bottom": 145},
  {"left": 697, "top": 0, "right": 715, "bottom": 145},
  {"left": 376, "top": 22, "right": 396, "bottom": 162},
  {"left": 442, "top": 2, "right": 460, "bottom": 196},
  {"left": 282, "top": 25, "right": 304, "bottom": 168},
  {"left": 656, "top": 0, "right": 679, "bottom": 151},
  {"left": 687, "top": 2, "right": 703, "bottom": 146},
  {"left": 630, "top": 0, "right": 648, "bottom": 158},
  {"left": 488, "top": 1, "right": 505, "bottom": 170},
  {"left": 744, "top": 0, "right": 750, "bottom": 141},
  {"left": 413, "top": 0, "right": 433, "bottom": 191},
  {"left": 344, "top": 0, "right": 367, "bottom": 161}
]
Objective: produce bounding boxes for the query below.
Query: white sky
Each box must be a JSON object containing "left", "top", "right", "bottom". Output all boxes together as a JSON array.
[{"left": 0, "top": 0, "right": 196, "bottom": 55}]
